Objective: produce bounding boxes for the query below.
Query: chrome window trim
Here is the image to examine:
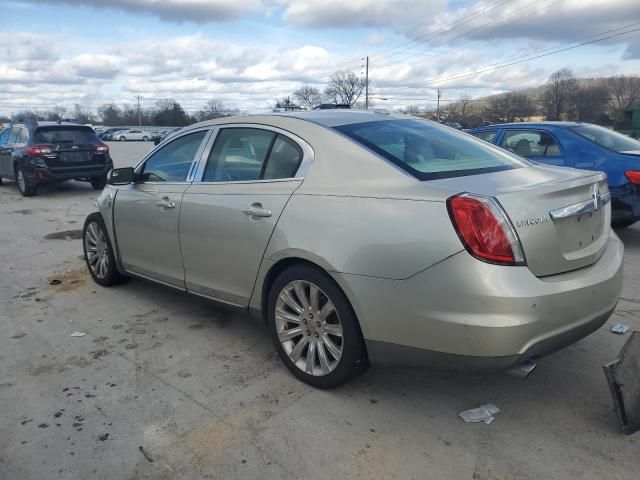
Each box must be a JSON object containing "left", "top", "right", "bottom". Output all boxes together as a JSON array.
[
  {"left": 131, "top": 127, "right": 214, "bottom": 185},
  {"left": 190, "top": 123, "right": 315, "bottom": 183}
]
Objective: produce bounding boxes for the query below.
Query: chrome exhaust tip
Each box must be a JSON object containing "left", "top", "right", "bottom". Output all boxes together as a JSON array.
[{"left": 507, "top": 360, "right": 538, "bottom": 378}]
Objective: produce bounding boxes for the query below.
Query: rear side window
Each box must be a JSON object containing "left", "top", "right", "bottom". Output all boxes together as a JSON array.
[
  {"left": 472, "top": 130, "right": 497, "bottom": 143},
  {"left": 203, "top": 128, "right": 303, "bottom": 182},
  {"left": 34, "top": 127, "right": 100, "bottom": 145},
  {"left": 501, "top": 130, "right": 562, "bottom": 157},
  {"left": 140, "top": 130, "right": 207, "bottom": 182},
  {"left": 18, "top": 128, "right": 29, "bottom": 144},
  {"left": 335, "top": 119, "right": 528, "bottom": 180}
]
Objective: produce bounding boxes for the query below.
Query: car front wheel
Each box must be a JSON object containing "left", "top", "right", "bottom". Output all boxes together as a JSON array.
[
  {"left": 83, "top": 213, "right": 129, "bottom": 286},
  {"left": 267, "top": 265, "right": 367, "bottom": 388},
  {"left": 119, "top": 136, "right": 126, "bottom": 141}
]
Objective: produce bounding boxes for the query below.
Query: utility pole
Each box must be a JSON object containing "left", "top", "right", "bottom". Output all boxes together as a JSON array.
[
  {"left": 136, "top": 94, "right": 142, "bottom": 126},
  {"left": 365, "top": 56, "right": 369, "bottom": 110},
  {"left": 436, "top": 89, "right": 442, "bottom": 121}
]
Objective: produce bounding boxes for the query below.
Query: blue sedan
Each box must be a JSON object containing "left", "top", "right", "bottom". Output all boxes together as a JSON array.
[{"left": 469, "top": 122, "right": 640, "bottom": 227}]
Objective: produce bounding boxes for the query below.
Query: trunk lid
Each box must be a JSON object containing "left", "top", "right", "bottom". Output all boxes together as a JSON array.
[{"left": 433, "top": 165, "right": 610, "bottom": 277}]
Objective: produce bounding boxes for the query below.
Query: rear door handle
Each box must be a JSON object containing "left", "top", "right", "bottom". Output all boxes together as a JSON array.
[
  {"left": 156, "top": 197, "right": 176, "bottom": 209},
  {"left": 243, "top": 203, "right": 272, "bottom": 218}
]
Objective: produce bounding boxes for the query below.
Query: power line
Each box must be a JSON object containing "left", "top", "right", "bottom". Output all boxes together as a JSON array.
[
  {"left": 381, "top": 24, "right": 640, "bottom": 94},
  {"left": 378, "top": 0, "right": 564, "bottom": 70}
]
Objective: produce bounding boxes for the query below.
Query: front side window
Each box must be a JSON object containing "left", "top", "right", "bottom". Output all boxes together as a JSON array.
[
  {"left": 9, "top": 127, "right": 21, "bottom": 144},
  {"left": 472, "top": 130, "right": 497, "bottom": 143},
  {"left": 501, "top": 130, "right": 562, "bottom": 157},
  {"left": 203, "top": 128, "right": 303, "bottom": 182},
  {"left": 570, "top": 124, "right": 640, "bottom": 153},
  {"left": 140, "top": 130, "right": 207, "bottom": 182},
  {"left": 335, "top": 119, "right": 528, "bottom": 180}
]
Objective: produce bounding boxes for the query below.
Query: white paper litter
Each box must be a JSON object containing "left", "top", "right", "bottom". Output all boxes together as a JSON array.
[
  {"left": 611, "top": 324, "right": 630, "bottom": 335},
  {"left": 70, "top": 332, "right": 87, "bottom": 337},
  {"left": 459, "top": 404, "right": 501, "bottom": 424}
]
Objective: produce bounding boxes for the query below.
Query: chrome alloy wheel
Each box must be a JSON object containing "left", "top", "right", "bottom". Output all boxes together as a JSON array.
[
  {"left": 275, "top": 280, "right": 344, "bottom": 376},
  {"left": 84, "top": 221, "right": 109, "bottom": 279},
  {"left": 17, "top": 169, "right": 26, "bottom": 193}
]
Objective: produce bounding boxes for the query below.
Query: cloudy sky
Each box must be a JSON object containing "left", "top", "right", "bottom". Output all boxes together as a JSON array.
[{"left": 0, "top": 0, "right": 639, "bottom": 116}]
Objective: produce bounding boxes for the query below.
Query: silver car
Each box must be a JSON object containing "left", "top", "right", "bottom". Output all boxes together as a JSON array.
[
  {"left": 83, "top": 111, "right": 623, "bottom": 388},
  {"left": 115, "top": 129, "right": 150, "bottom": 141}
]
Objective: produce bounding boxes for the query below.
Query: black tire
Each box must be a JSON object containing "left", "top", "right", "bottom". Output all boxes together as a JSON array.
[
  {"left": 142, "top": 136, "right": 149, "bottom": 141},
  {"left": 82, "top": 213, "right": 129, "bottom": 287},
  {"left": 15, "top": 166, "right": 37, "bottom": 196},
  {"left": 612, "top": 218, "right": 637, "bottom": 229},
  {"left": 267, "top": 264, "right": 367, "bottom": 388},
  {"left": 0, "top": 176, "right": 3, "bottom": 185},
  {"left": 119, "top": 136, "right": 126, "bottom": 142},
  {"left": 90, "top": 176, "right": 107, "bottom": 190}
]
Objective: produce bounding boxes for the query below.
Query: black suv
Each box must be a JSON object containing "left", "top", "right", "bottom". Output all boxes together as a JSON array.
[{"left": 0, "top": 121, "right": 113, "bottom": 196}]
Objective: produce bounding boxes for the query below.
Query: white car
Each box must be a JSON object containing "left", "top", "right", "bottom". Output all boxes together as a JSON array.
[{"left": 115, "top": 129, "right": 150, "bottom": 141}]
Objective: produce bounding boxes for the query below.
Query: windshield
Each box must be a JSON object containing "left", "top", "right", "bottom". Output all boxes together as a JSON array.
[
  {"left": 570, "top": 124, "right": 640, "bottom": 153},
  {"left": 334, "top": 119, "right": 529, "bottom": 180},
  {"left": 34, "top": 126, "right": 100, "bottom": 145}
]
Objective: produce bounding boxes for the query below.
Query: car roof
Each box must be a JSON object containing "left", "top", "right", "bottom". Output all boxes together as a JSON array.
[
  {"left": 186, "top": 110, "right": 409, "bottom": 131},
  {"left": 472, "top": 121, "right": 583, "bottom": 130}
]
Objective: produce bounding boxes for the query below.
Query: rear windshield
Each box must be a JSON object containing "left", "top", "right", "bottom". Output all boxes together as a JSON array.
[
  {"left": 570, "top": 124, "right": 640, "bottom": 153},
  {"left": 33, "top": 126, "right": 100, "bottom": 145},
  {"left": 335, "top": 119, "right": 528, "bottom": 180}
]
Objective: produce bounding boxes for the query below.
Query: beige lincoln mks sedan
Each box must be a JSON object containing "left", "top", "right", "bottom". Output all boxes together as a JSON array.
[{"left": 83, "top": 111, "right": 623, "bottom": 388}]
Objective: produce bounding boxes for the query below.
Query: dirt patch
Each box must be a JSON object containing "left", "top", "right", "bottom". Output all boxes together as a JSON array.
[
  {"left": 47, "top": 268, "right": 87, "bottom": 293},
  {"left": 44, "top": 230, "right": 82, "bottom": 240},
  {"left": 29, "top": 363, "right": 67, "bottom": 376},
  {"left": 11, "top": 209, "right": 33, "bottom": 215}
]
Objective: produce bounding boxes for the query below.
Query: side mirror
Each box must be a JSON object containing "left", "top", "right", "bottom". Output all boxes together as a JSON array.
[{"left": 107, "top": 167, "right": 135, "bottom": 185}]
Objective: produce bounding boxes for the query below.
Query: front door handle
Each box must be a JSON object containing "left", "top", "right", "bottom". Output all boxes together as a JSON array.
[
  {"left": 156, "top": 197, "right": 176, "bottom": 210},
  {"left": 243, "top": 203, "right": 272, "bottom": 218}
]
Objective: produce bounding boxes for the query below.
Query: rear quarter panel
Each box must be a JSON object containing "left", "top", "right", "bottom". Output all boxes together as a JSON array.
[{"left": 262, "top": 193, "right": 463, "bottom": 280}]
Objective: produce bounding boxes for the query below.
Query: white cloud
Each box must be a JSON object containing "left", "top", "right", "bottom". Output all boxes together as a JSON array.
[{"left": 11, "top": 0, "right": 266, "bottom": 22}]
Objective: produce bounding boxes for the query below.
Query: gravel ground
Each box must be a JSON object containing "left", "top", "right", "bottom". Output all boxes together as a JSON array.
[{"left": 0, "top": 141, "right": 638, "bottom": 479}]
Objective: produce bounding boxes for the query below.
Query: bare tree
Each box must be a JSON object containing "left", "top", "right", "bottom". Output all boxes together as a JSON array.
[
  {"left": 571, "top": 84, "right": 609, "bottom": 123},
  {"left": 607, "top": 75, "right": 640, "bottom": 114},
  {"left": 293, "top": 85, "right": 323, "bottom": 110},
  {"left": 484, "top": 92, "right": 535, "bottom": 123},
  {"left": 458, "top": 94, "right": 475, "bottom": 118},
  {"left": 324, "top": 71, "right": 366, "bottom": 106},
  {"left": 196, "top": 99, "right": 230, "bottom": 121},
  {"left": 542, "top": 68, "right": 577, "bottom": 120}
]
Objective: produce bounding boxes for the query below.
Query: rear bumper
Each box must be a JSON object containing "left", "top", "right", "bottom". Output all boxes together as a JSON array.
[
  {"left": 611, "top": 183, "right": 640, "bottom": 220},
  {"left": 27, "top": 163, "right": 112, "bottom": 183},
  {"left": 336, "top": 232, "right": 624, "bottom": 370}
]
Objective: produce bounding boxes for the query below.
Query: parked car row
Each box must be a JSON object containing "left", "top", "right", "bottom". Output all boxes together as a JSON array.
[
  {"left": 98, "top": 127, "right": 174, "bottom": 141},
  {"left": 80, "top": 111, "right": 624, "bottom": 388}
]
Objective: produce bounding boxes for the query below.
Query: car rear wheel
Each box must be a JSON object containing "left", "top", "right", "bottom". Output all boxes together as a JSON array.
[
  {"left": 119, "top": 136, "right": 126, "bottom": 141},
  {"left": 83, "top": 213, "right": 129, "bottom": 286},
  {"left": 142, "top": 136, "right": 149, "bottom": 141},
  {"left": 267, "top": 265, "right": 367, "bottom": 388},
  {"left": 15, "top": 166, "right": 37, "bottom": 197},
  {"left": 90, "top": 176, "right": 107, "bottom": 190}
]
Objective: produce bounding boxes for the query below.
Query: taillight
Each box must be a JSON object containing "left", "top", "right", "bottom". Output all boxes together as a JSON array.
[
  {"left": 96, "top": 144, "right": 109, "bottom": 154},
  {"left": 625, "top": 171, "right": 640, "bottom": 184},
  {"left": 447, "top": 193, "right": 525, "bottom": 266},
  {"left": 26, "top": 145, "right": 53, "bottom": 157}
]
